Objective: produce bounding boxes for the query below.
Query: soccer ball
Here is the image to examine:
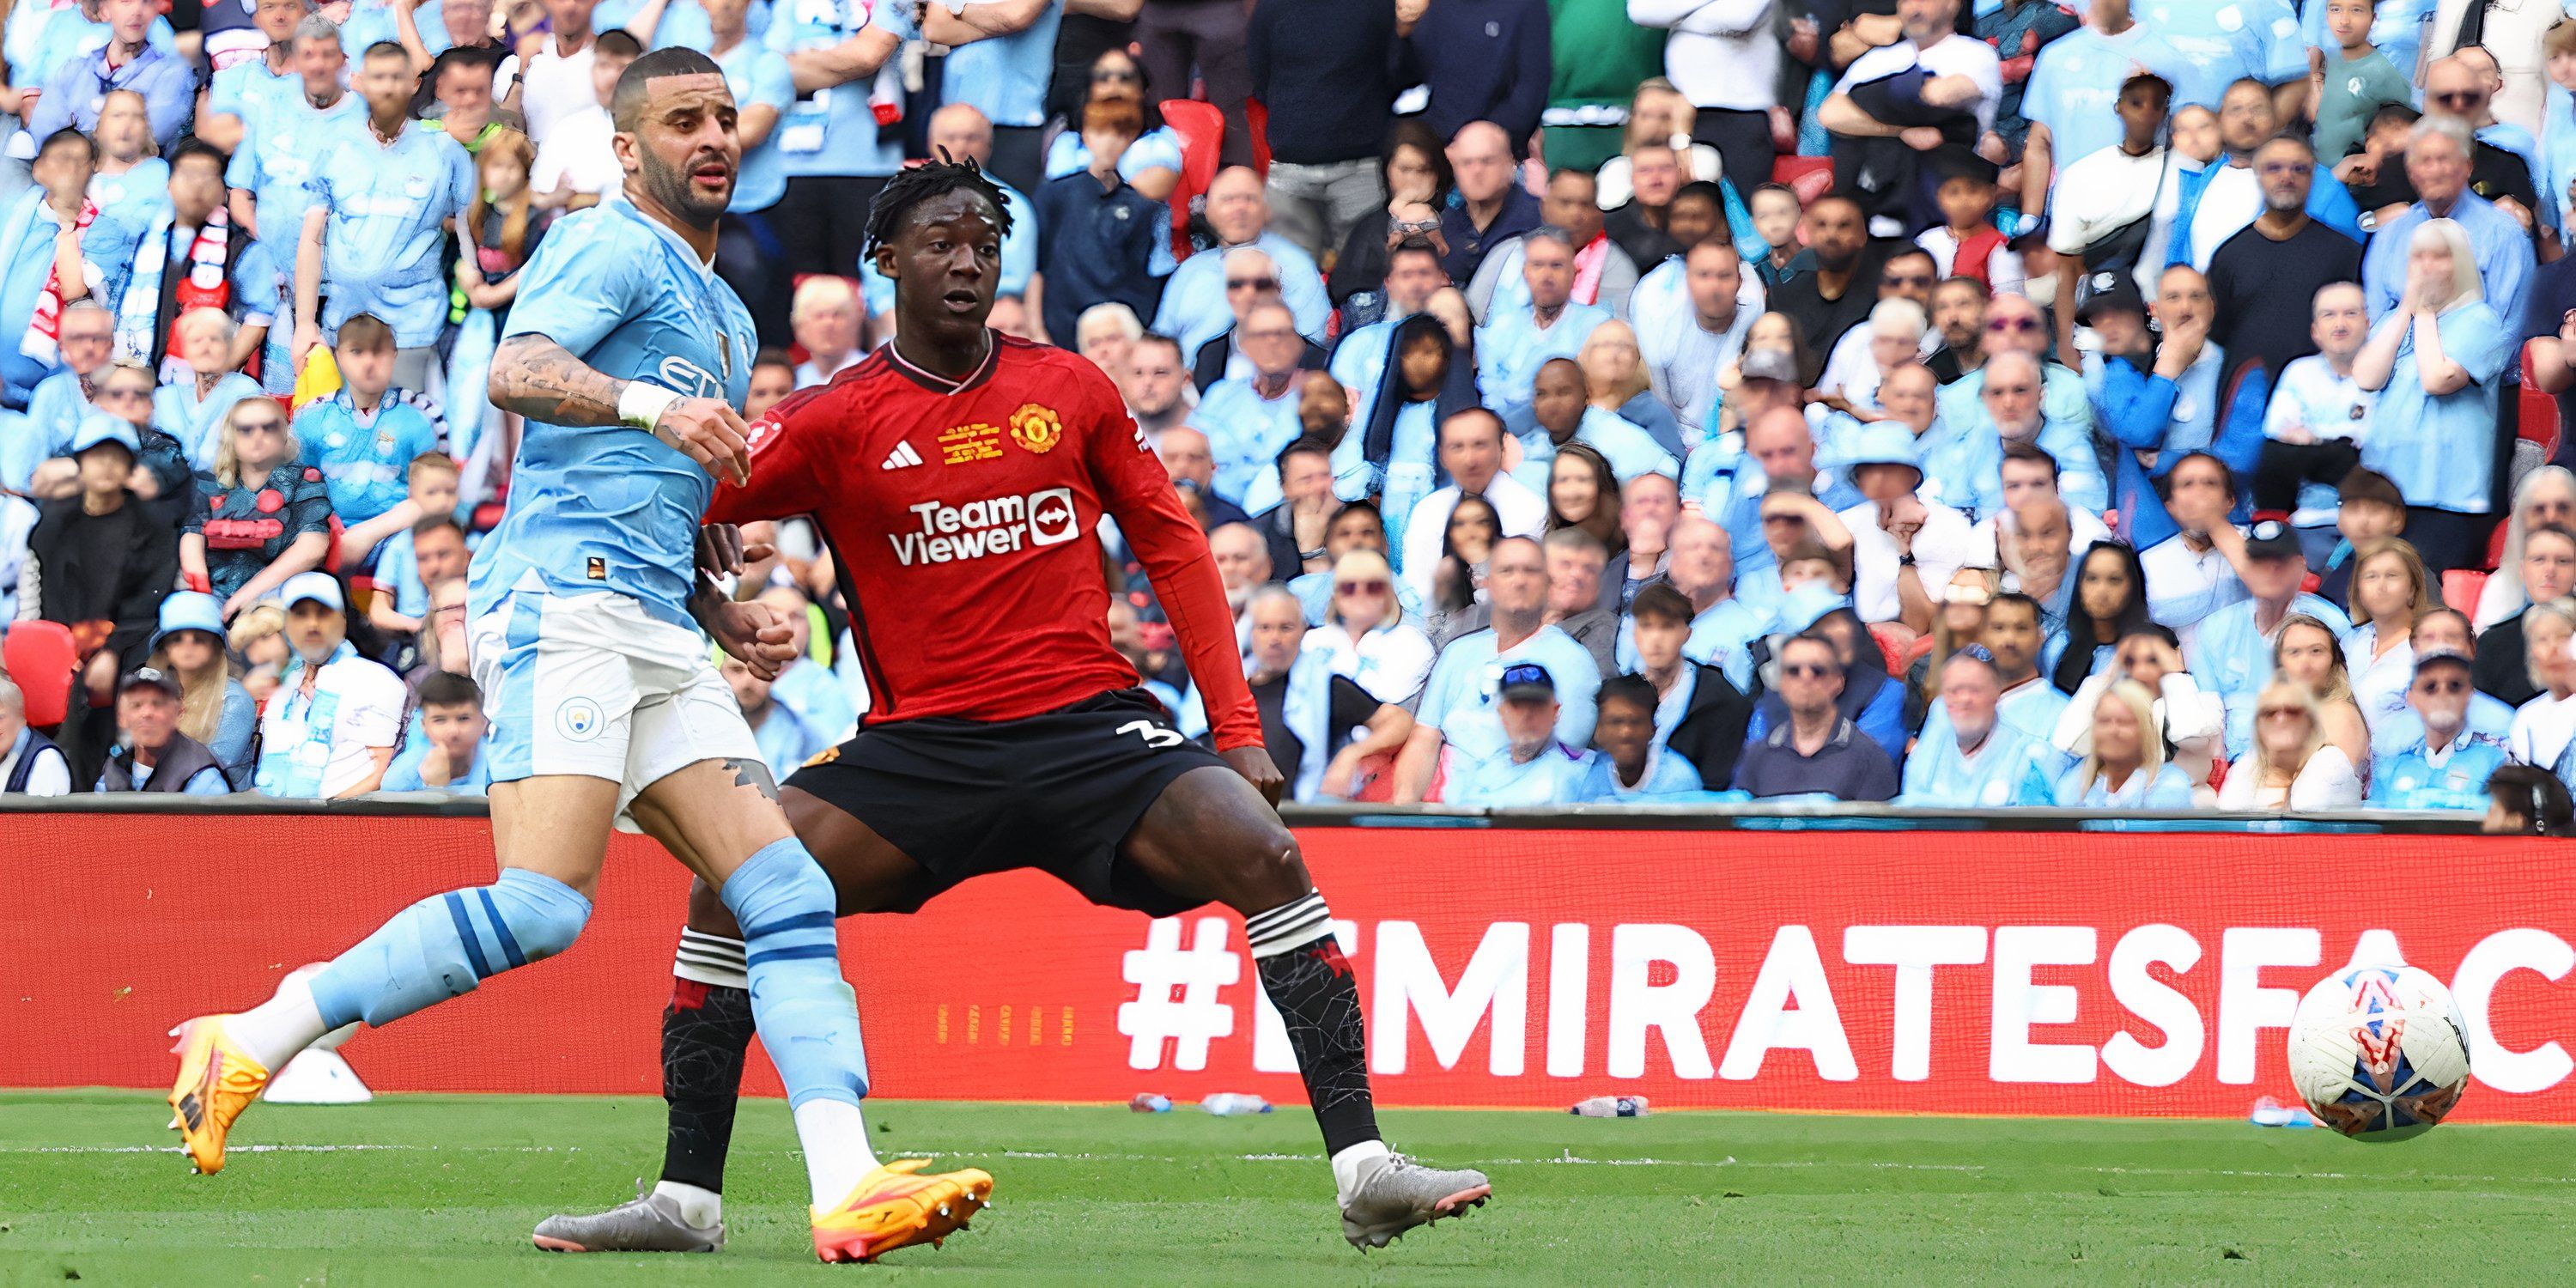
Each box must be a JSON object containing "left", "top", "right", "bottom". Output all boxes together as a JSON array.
[{"left": 2286, "top": 964, "right": 2472, "bottom": 1142}]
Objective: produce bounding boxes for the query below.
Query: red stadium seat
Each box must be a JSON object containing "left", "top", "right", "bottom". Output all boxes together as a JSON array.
[
  {"left": 1771, "top": 155, "right": 1835, "bottom": 204},
  {"left": 2487, "top": 520, "right": 2509, "bottom": 570},
  {"left": 2519, "top": 343, "right": 2562, "bottom": 459},
  {"left": 1346, "top": 750, "right": 1397, "bottom": 803},
  {"left": 2444, "top": 568, "right": 2488, "bottom": 613},
  {"left": 1161, "top": 99, "right": 1227, "bottom": 262},
  {"left": 3, "top": 619, "right": 78, "bottom": 727},
  {"left": 1868, "top": 624, "right": 1908, "bottom": 674},
  {"left": 1243, "top": 98, "right": 1273, "bottom": 177}
]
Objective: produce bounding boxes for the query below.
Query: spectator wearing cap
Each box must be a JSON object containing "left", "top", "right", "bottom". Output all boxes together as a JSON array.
[
  {"left": 2184, "top": 518, "right": 2354, "bottom": 756},
  {"left": 94, "top": 667, "right": 231, "bottom": 795},
  {"left": 2370, "top": 647, "right": 2509, "bottom": 810},
  {"left": 2084, "top": 267, "right": 2227, "bottom": 552},
  {"left": 149, "top": 590, "right": 258, "bottom": 787},
  {"left": 254, "top": 571, "right": 409, "bottom": 798},
  {"left": 2218, "top": 678, "right": 2364, "bottom": 811},
  {"left": 2353, "top": 214, "right": 2515, "bottom": 580},
  {"left": 0, "top": 677, "right": 71, "bottom": 795},
  {"left": 2054, "top": 676, "right": 2196, "bottom": 808},
  {"left": 22, "top": 416, "right": 180, "bottom": 676},
  {"left": 1474, "top": 228, "right": 1610, "bottom": 424},
  {"left": 1195, "top": 301, "right": 1315, "bottom": 509},
  {"left": 1242, "top": 586, "right": 1413, "bottom": 803},
  {"left": 1393, "top": 535, "right": 1601, "bottom": 803},
  {"left": 27, "top": 0, "right": 192, "bottom": 151},
  {"left": 1153, "top": 169, "right": 1330, "bottom": 356},
  {"left": 2366, "top": 607, "right": 2512, "bottom": 758},
  {"left": 1397, "top": 410, "right": 1546, "bottom": 602},
  {"left": 1898, "top": 646, "right": 2061, "bottom": 808},
  {"left": 1442, "top": 660, "right": 1595, "bottom": 807},
  {"left": 1730, "top": 630, "right": 1899, "bottom": 802},
  {"left": 1510, "top": 359, "right": 1676, "bottom": 494},
  {"left": 1837, "top": 420, "right": 1974, "bottom": 634},
  {"left": 382, "top": 670, "right": 493, "bottom": 794},
  {"left": 1574, "top": 674, "right": 1705, "bottom": 803},
  {"left": 1621, "top": 582, "right": 1752, "bottom": 790},
  {"left": 185, "top": 398, "right": 336, "bottom": 617}
]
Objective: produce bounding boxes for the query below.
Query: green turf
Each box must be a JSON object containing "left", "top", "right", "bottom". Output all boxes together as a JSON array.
[{"left": 2, "top": 1091, "right": 2573, "bottom": 1285}]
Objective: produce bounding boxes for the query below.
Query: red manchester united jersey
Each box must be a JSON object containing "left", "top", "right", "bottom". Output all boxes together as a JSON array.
[{"left": 709, "top": 335, "right": 1261, "bottom": 750}]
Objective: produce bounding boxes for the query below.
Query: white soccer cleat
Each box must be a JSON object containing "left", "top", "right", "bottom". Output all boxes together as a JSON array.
[{"left": 1339, "top": 1154, "right": 1492, "bottom": 1250}]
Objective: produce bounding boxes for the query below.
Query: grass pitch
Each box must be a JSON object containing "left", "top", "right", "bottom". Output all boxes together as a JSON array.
[{"left": 3, "top": 1091, "right": 2573, "bottom": 1285}]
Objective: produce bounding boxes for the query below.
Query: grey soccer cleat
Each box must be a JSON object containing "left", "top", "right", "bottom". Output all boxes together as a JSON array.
[
  {"left": 1339, "top": 1153, "right": 1492, "bottom": 1250},
  {"left": 532, "top": 1181, "right": 726, "bottom": 1254}
]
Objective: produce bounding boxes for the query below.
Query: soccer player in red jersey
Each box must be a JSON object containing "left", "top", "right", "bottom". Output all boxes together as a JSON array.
[{"left": 535, "top": 161, "right": 1493, "bottom": 1255}]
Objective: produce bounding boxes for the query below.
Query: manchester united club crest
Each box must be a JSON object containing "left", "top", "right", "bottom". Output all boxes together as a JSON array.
[{"left": 1009, "top": 403, "right": 1062, "bottom": 454}]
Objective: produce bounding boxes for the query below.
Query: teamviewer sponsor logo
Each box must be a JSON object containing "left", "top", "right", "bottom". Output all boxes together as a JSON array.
[{"left": 890, "top": 487, "right": 1079, "bottom": 566}]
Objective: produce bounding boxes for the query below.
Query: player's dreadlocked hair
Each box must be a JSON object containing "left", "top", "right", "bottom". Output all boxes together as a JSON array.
[{"left": 861, "top": 154, "right": 1016, "bottom": 257}]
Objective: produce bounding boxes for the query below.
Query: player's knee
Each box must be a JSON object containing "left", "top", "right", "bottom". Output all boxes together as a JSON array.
[
  {"left": 1236, "top": 825, "right": 1309, "bottom": 907},
  {"left": 489, "top": 867, "right": 593, "bottom": 963},
  {"left": 684, "top": 877, "right": 740, "bottom": 939}
]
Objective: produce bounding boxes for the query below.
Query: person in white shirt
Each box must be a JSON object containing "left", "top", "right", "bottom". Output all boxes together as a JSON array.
[
  {"left": 2506, "top": 599, "right": 2576, "bottom": 769},
  {"left": 0, "top": 677, "right": 72, "bottom": 795},
  {"left": 2139, "top": 451, "right": 2252, "bottom": 648},
  {"left": 528, "top": 28, "right": 635, "bottom": 203},
  {"left": 1837, "top": 420, "right": 1973, "bottom": 632},
  {"left": 789, "top": 275, "right": 865, "bottom": 388},
  {"left": 1399, "top": 409, "right": 1547, "bottom": 605},
  {"left": 1818, "top": 0, "right": 2004, "bottom": 145},
  {"left": 2043, "top": 71, "right": 2180, "bottom": 355},
  {"left": 2255, "top": 282, "right": 2374, "bottom": 531},
  {"left": 1817, "top": 296, "right": 1929, "bottom": 416},
  {"left": 1303, "top": 549, "right": 1437, "bottom": 706},
  {"left": 252, "top": 571, "right": 408, "bottom": 799},
  {"left": 1625, "top": 0, "right": 1781, "bottom": 202},
  {"left": 1636, "top": 240, "right": 1757, "bottom": 434},
  {"left": 513, "top": 0, "right": 604, "bottom": 148},
  {"left": 2217, "top": 678, "right": 2363, "bottom": 811}
]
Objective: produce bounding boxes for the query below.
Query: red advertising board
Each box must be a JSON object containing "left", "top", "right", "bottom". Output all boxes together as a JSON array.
[{"left": 9, "top": 813, "right": 2574, "bottom": 1121}]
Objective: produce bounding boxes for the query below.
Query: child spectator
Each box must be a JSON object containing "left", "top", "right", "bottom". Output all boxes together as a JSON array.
[
  {"left": 23, "top": 417, "right": 181, "bottom": 679},
  {"left": 341, "top": 451, "right": 460, "bottom": 587},
  {"left": 184, "top": 398, "right": 334, "bottom": 616},
  {"left": 293, "top": 313, "right": 444, "bottom": 556},
  {"left": 95, "top": 667, "right": 231, "bottom": 795},
  {"left": 2314, "top": 467, "right": 2407, "bottom": 605},
  {"left": 382, "top": 670, "right": 491, "bottom": 794},
  {"left": 1916, "top": 173, "right": 2022, "bottom": 295},
  {"left": 2308, "top": 0, "right": 2413, "bottom": 167},
  {"left": 1573, "top": 674, "right": 1703, "bottom": 802},
  {"left": 253, "top": 571, "right": 407, "bottom": 799},
  {"left": 449, "top": 130, "right": 549, "bottom": 472},
  {"left": 2482, "top": 762, "right": 2576, "bottom": 835}
]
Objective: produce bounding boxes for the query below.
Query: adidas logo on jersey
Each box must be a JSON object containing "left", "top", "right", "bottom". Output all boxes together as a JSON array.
[{"left": 881, "top": 441, "right": 924, "bottom": 471}]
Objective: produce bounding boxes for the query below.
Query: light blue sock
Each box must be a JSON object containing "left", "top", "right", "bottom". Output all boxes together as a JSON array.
[
  {"left": 307, "top": 869, "right": 592, "bottom": 1030},
  {"left": 720, "top": 838, "right": 868, "bottom": 1109}
]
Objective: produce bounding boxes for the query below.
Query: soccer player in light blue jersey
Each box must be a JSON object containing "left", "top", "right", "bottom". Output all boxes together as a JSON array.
[{"left": 165, "top": 48, "right": 988, "bottom": 1266}]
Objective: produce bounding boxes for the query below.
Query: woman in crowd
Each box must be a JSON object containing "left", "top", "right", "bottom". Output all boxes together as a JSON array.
[
  {"left": 2273, "top": 613, "right": 2373, "bottom": 781},
  {"left": 2353, "top": 217, "right": 2515, "bottom": 578},
  {"left": 1545, "top": 442, "right": 1625, "bottom": 557},
  {"left": 1422, "top": 495, "right": 1500, "bottom": 649},
  {"left": 1043, "top": 47, "right": 1181, "bottom": 203},
  {"left": 1579, "top": 320, "right": 1685, "bottom": 458},
  {"left": 182, "top": 399, "right": 334, "bottom": 617},
  {"left": 2217, "top": 678, "right": 2363, "bottom": 811},
  {"left": 451, "top": 130, "right": 547, "bottom": 478},
  {"left": 149, "top": 590, "right": 256, "bottom": 787},
  {"left": 2055, "top": 678, "right": 2194, "bottom": 808},
  {"left": 1303, "top": 549, "right": 1436, "bottom": 707},
  {"left": 2475, "top": 525, "right": 2576, "bottom": 708},
  {"left": 2474, "top": 465, "right": 2576, "bottom": 629},
  {"left": 2052, "top": 625, "right": 2228, "bottom": 796},
  {"left": 2482, "top": 762, "right": 2576, "bottom": 835},
  {"left": 1708, "top": 312, "right": 1815, "bottom": 440},
  {"left": 2051, "top": 541, "right": 2151, "bottom": 695},
  {"left": 2506, "top": 598, "right": 2576, "bottom": 771},
  {"left": 151, "top": 309, "right": 264, "bottom": 471},
  {"left": 1329, "top": 121, "right": 1451, "bottom": 315},
  {"left": 2341, "top": 538, "right": 2436, "bottom": 732},
  {"left": 1908, "top": 565, "right": 1996, "bottom": 730},
  {"left": 1340, "top": 311, "right": 1477, "bottom": 555}
]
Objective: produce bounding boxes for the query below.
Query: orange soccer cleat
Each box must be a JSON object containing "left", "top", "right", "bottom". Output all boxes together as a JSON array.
[
  {"left": 810, "top": 1157, "right": 994, "bottom": 1264},
  {"left": 166, "top": 1016, "right": 272, "bottom": 1176}
]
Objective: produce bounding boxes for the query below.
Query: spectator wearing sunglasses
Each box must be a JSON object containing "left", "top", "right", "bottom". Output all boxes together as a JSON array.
[
  {"left": 2216, "top": 677, "right": 2362, "bottom": 811},
  {"left": 184, "top": 399, "right": 335, "bottom": 617},
  {"left": 2370, "top": 648, "right": 2508, "bottom": 810},
  {"left": 1729, "top": 631, "right": 1898, "bottom": 803},
  {"left": 1303, "top": 549, "right": 1435, "bottom": 707},
  {"left": 2367, "top": 607, "right": 2515, "bottom": 760}
]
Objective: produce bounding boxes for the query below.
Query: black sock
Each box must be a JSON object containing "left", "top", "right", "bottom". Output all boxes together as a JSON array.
[
  {"left": 1248, "top": 893, "right": 1380, "bottom": 1157},
  {"left": 659, "top": 975, "right": 756, "bottom": 1194}
]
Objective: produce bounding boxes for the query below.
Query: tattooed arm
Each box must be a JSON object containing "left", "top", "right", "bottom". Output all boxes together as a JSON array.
[{"left": 489, "top": 334, "right": 754, "bottom": 482}]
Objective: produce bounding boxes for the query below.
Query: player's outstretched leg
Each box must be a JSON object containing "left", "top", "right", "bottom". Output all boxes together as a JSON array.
[{"left": 1123, "top": 767, "right": 1492, "bottom": 1250}]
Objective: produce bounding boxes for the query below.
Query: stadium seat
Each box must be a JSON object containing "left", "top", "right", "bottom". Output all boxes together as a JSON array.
[
  {"left": 2444, "top": 568, "right": 2488, "bottom": 613},
  {"left": 2487, "top": 520, "right": 2509, "bottom": 570},
  {"left": 1162, "top": 99, "right": 1227, "bottom": 262},
  {"left": 2521, "top": 343, "right": 2563, "bottom": 461},
  {"left": 3, "top": 619, "right": 78, "bottom": 727},
  {"left": 1347, "top": 750, "right": 1397, "bottom": 803},
  {"left": 1242, "top": 98, "right": 1273, "bottom": 177},
  {"left": 1770, "top": 155, "right": 1835, "bottom": 204},
  {"left": 1868, "top": 624, "right": 1907, "bottom": 674}
]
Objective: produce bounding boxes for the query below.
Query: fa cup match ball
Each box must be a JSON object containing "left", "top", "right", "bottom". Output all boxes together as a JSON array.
[{"left": 2286, "top": 964, "right": 2471, "bottom": 1142}]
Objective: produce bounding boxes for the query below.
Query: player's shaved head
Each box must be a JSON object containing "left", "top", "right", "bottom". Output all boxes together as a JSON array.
[{"left": 613, "top": 46, "right": 726, "bottom": 133}]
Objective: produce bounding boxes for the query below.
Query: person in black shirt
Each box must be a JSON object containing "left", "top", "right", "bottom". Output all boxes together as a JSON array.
[
  {"left": 1247, "top": 0, "right": 1400, "bottom": 261},
  {"left": 2207, "top": 134, "right": 2363, "bottom": 389},
  {"left": 1770, "top": 192, "right": 1889, "bottom": 358},
  {"left": 1243, "top": 586, "right": 1414, "bottom": 801}
]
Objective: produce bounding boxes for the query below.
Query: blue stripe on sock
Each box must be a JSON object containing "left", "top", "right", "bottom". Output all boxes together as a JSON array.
[
  {"left": 443, "top": 892, "right": 491, "bottom": 980},
  {"left": 739, "top": 908, "right": 835, "bottom": 939},
  {"left": 476, "top": 888, "right": 526, "bottom": 969},
  {"left": 746, "top": 943, "right": 841, "bottom": 967}
]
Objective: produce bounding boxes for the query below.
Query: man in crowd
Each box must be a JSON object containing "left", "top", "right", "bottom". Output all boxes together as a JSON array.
[
  {"left": 0, "top": 677, "right": 72, "bottom": 795},
  {"left": 1188, "top": 248, "right": 1328, "bottom": 392},
  {"left": 226, "top": 12, "right": 361, "bottom": 392},
  {"left": 2369, "top": 647, "right": 2510, "bottom": 811},
  {"left": 1394, "top": 536, "right": 1601, "bottom": 803},
  {"left": 1476, "top": 228, "right": 1610, "bottom": 422},
  {"left": 1637, "top": 240, "right": 1755, "bottom": 434},
  {"left": 95, "top": 666, "right": 230, "bottom": 794},
  {"left": 1154, "top": 167, "right": 1329, "bottom": 354},
  {"left": 1397, "top": 409, "right": 1546, "bottom": 598},
  {"left": 1984, "top": 588, "right": 2070, "bottom": 739},
  {"left": 1956, "top": 346, "right": 2107, "bottom": 514},
  {"left": 2185, "top": 519, "right": 2353, "bottom": 752},
  {"left": 29, "top": 0, "right": 191, "bottom": 149},
  {"left": 1443, "top": 661, "right": 1594, "bottom": 806},
  {"left": 2361, "top": 115, "right": 2532, "bottom": 324},
  {"left": 1731, "top": 631, "right": 1899, "bottom": 801},
  {"left": 1155, "top": 426, "right": 1250, "bottom": 529},
  {"left": 1900, "top": 646, "right": 2059, "bottom": 807},
  {"left": 1241, "top": 585, "right": 1414, "bottom": 802},
  {"left": 1122, "top": 333, "right": 1196, "bottom": 446},
  {"left": 2205, "top": 133, "right": 2365, "bottom": 388},
  {"left": 790, "top": 276, "right": 866, "bottom": 387},
  {"left": 1511, "top": 358, "right": 1676, "bottom": 489},
  {"left": 1768, "top": 192, "right": 1886, "bottom": 355},
  {"left": 1194, "top": 301, "right": 1313, "bottom": 509},
  {"left": 1467, "top": 168, "right": 1641, "bottom": 321},
  {"left": 1439, "top": 122, "right": 1541, "bottom": 283},
  {"left": 1541, "top": 526, "right": 1617, "bottom": 677},
  {"left": 253, "top": 572, "right": 407, "bottom": 799}
]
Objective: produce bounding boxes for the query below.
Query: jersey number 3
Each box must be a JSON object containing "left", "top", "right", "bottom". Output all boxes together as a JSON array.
[{"left": 1116, "top": 720, "right": 1185, "bottom": 750}]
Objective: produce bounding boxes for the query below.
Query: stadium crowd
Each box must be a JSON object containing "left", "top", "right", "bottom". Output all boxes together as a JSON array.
[{"left": 0, "top": 0, "right": 2573, "bottom": 830}]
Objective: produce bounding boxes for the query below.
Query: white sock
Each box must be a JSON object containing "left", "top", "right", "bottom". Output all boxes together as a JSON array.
[
  {"left": 653, "top": 1180, "right": 723, "bottom": 1228},
  {"left": 792, "top": 1099, "right": 881, "bottom": 1208},
  {"left": 226, "top": 974, "right": 328, "bottom": 1071},
  {"left": 1331, "top": 1139, "right": 1392, "bottom": 1205}
]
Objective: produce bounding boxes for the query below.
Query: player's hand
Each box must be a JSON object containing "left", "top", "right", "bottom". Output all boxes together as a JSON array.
[
  {"left": 654, "top": 397, "right": 753, "bottom": 486},
  {"left": 695, "top": 522, "right": 775, "bottom": 580},
  {"left": 1223, "top": 745, "right": 1285, "bottom": 807},
  {"left": 708, "top": 598, "right": 798, "bottom": 680}
]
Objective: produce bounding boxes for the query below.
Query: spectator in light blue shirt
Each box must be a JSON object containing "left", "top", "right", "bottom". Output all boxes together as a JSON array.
[
  {"left": 1571, "top": 676, "right": 1705, "bottom": 803},
  {"left": 764, "top": 0, "right": 911, "bottom": 281},
  {"left": 294, "top": 42, "right": 478, "bottom": 388},
  {"left": 201, "top": 0, "right": 319, "bottom": 153},
  {"left": 1194, "top": 301, "right": 1310, "bottom": 508},
  {"left": 2354, "top": 213, "right": 2516, "bottom": 579},
  {"left": 290, "top": 313, "right": 445, "bottom": 535},
  {"left": 2370, "top": 648, "right": 2510, "bottom": 811},
  {"left": 27, "top": 0, "right": 191, "bottom": 151},
  {"left": 1508, "top": 357, "right": 1677, "bottom": 492},
  {"left": 382, "top": 669, "right": 494, "bottom": 794},
  {"left": 1475, "top": 227, "right": 1610, "bottom": 423},
  {"left": 1394, "top": 536, "right": 1603, "bottom": 802},
  {"left": 2020, "top": 5, "right": 2190, "bottom": 170},
  {"left": 0, "top": 131, "right": 132, "bottom": 410},
  {"left": 2184, "top": 519, "right": 2354, "bottom": 753},
  {"left": 1153, "top": 167, "right": 1329, "bottom": 354},
  {"left": 927, "top": 0, "right": 1067, "bottom": 194},
  {"left": 228, "top": 15, "right": 362, "bottom": 393},
  {"left": 2053, "top": 676, "right": 2197, "bottom": 807},
  {"left": 2, "top": 299, "right": 110, "bottom": 492},
  {"left": 1442, "top": 660, "right": 1595, "bottom": 806},
  {"left": 2360, "top": 118, "right": 2534, "bottom": 328},
  {"left": 1900, "top": 647, "right": 2063, "bottom": 808},
  {"left": 704, "top": 0, "right": 796, "bottom": 222},
  {"left": 726, "top": 648, "right": 832, "bottom": 780}
]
